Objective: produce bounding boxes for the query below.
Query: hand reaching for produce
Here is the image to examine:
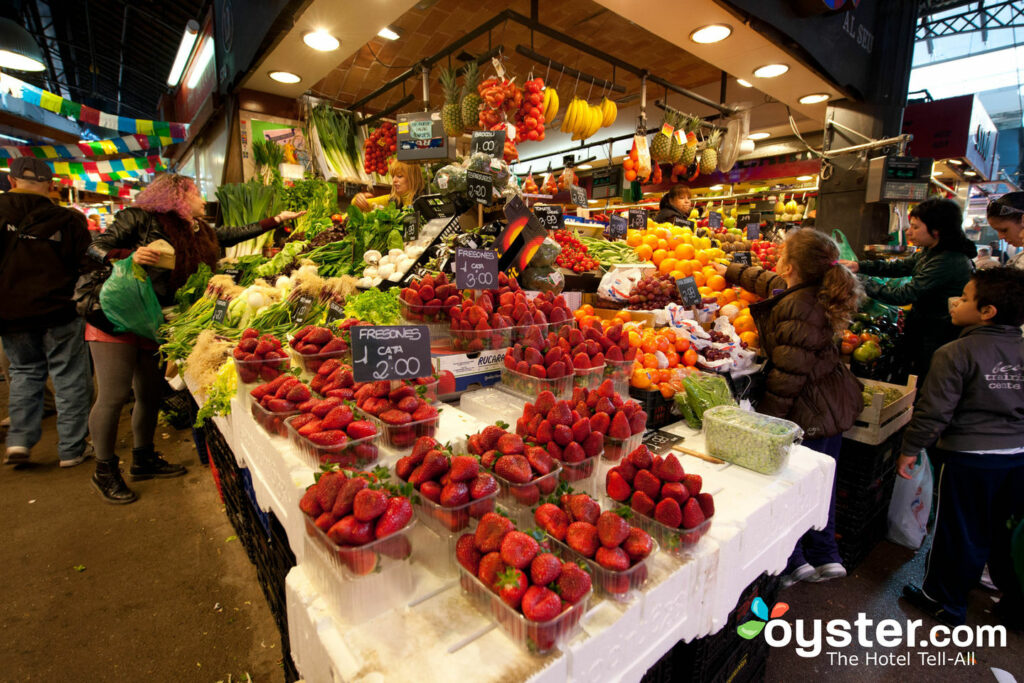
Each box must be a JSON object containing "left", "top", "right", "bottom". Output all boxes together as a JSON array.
[
  {"left": 838, "top": 259, "right": 858, "bottom": 273},
  {"left": 352, "top": 193, "right": 372, "bottom": 212},
  {"left": 274, "top": 210, "right": 307, "bottom": 224},
  {"left": 133, "top": 245, "right": 161, "bottom": 266},
  {"left": 897, "top": 454, "right": 918, "bottom": 480}
]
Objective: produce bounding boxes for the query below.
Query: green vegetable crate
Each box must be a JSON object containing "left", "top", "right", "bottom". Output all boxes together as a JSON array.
[{"left": 844, "top": 375, "right": 917, "bottom": 446}]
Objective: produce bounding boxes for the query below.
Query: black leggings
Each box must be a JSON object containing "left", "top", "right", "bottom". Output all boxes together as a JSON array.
[{"left": 88, "top": 341, "right": 164, "bottom": 462}]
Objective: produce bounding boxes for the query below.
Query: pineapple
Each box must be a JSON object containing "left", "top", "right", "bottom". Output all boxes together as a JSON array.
[
  {"left": 460, "top": 61, "right": 481, "bottom": 132},
  {"left": 680, "top": 120, "right": 698, "bottom": 166},
  {"left": 650, "top": 110, "right": 674, "bottom": 161},
  {"left": 700, "top": 129, "right": 721, "bottom": 175},
  {"left": 440, "top": 66, "right": 462, "bottom": 137},
  {"left": 668, "top": 112, "right": 686, "bottom": 163}
]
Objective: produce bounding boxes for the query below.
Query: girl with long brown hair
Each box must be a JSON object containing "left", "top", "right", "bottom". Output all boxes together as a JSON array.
[
  {"left": 351, "top": 159, "right": 425, "bottom": 211},
  {"left": 713, "top": 228, "right": 864, "bottom": 587}
]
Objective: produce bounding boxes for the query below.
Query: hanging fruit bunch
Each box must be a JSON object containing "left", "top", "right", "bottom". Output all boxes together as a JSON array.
[
  {"left": 440, "top": 66, "right": 463, "bottom": 137},
  {"left": 700, "top": 129, "right": 722, "bottom": 176},
  {"left": 623, "top": 138, "right": 650, "bottom": 184},
  {"left": 557, "top": 167, "right": 578, "bottom": 192},
  {"left": 541, "top": 171, "right": 559, "bottom": 195},
  {"left": 650, "top": 161, "right": 663, "bottom": 185},
  {"left": 542, "top": 85, "right": 559, "bottom": 127},
  {"left": 523, "top": 173, "right": 539, "bottom": 194},
  {"left": 460, "top": 61, "right": 482, "bottom": 133},
  {"left": 650, "top": 107, "right": 678, "bottom": 163},
  {"left": 363, "top": 121, "right": 396, "bottom": 176},
  {"left": 561, "top": 95, "right": 617, "bottom": 141},
  {"left": 477, "top": 75, "right": 521, "bottom": 129},
  {"left": 514, "top": 77, "right": 546, "bottom": 143}
]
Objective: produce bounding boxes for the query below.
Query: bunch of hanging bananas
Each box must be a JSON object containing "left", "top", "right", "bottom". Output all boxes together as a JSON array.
[
  {"left": 542, "top": 86, "right": 559, "bottom": 123},
  {"left": 560, "top": 96, "right": 617, "bottom": 141}
]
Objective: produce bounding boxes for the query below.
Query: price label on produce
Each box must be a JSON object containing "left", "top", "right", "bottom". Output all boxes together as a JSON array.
[
  {"left": 628, "top": 208, "right": 648, "bottom": 229},
  {"left": 471, "top": 129, "right": 506, "bottom": 157},
  {"left": 467, "top": 169, "right": 493, "bottom": 205},
  {"left": 351, "top": 325, "right": 432, "bottom": 383},
  {"left": 746, "top": 222, "right": 760, "bottom": 240},
  {"left": 733, "top": 251, "right": 751, "bottom": 266},
  {"left": 455, "top": 247, "right": 499, "bottom": 290},
  {"left": 534, "top": 205, "right": 563, "bottom": 230},
  {"left": 675, "top": 276, "right": 702, "bottom": 307},
  {"left": 607, "top": 214, "right": 627, "bottom": 240},
  {"left": 212, "top": 298, "right": 229, "bottom": 324},
  {"left": 672, "top": 217, "right": 694, "bottom": 229},
  {"left": 641, "top": 429, "right": 684, "bottom": 455},
  {"left": 709, "top": 212, "right": 723, "bottom": 229},
  {"left": 292, "top": 295, "right": 315, "bottom": 326},
  {"left": 222, "top": 267, "right": 241, "bottom": 283},
  {"left": 325, "top": 300, "right": 346, "bottom": 324},
  {"left": 569, "top": 183, "right": 588, "bottom": 207}
]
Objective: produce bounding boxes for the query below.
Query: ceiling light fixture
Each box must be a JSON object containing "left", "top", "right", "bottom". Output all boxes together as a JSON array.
[
  {"left": 268, "top": 71, "right": 301, "bottom": 84},
  {"left": 0, "top": 17, "right": 45, "bottom": 71},
  {"left": 798, "top": 93, "right": 829, "bottom": 104},
  {"left": 796, "top": 175, "right": 814, "bottom": 181},
  {"left": 931, "top": 169, "right": 943, "bottom": 176},
  {"left": 304, "top": 30, "right": 340, "bottom": 52},
  {"left": 748, "top": 132, "right": 770, "bottom": 140},
  {"left": 690, "top": 24, "right": 732, "bottom": 44},
  {"left": 963, "top": 170, "right": 977, "bottom": 177},
  {"left": 753, "top": 63, "right": 789, "bottom": 78},
  {"left": 577, "top": 164, "right": 593, "bottom": 170},
  {"left": 167, "top": 20, "right": 200, "bottom": 87},
  {"left": 186, "top": 39, "right": 214, "bottom": 89},
  {"left": 946, "top": 158, "right": 962, "bottom": 165},
  {"left": 736, "top": 78, "right": 753, "bottom": 88},
  {"left": 710, "top": 185, "right": 724, "bottom": 191},
  {"left": 377, "top": 27, "right": 401, "bottom": 41}
]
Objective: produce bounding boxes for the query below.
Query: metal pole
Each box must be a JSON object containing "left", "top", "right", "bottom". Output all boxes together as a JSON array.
[{"left": 823, "top": 135, "right": 912, "bottom": 158}]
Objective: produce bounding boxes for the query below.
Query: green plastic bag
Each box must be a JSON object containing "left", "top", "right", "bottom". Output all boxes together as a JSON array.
[
  {"left": 832, "top": 229, "right": 857, "bottom": 262},
  {"left": 99, "top": 255, "right": 165, "bottom": 341}
]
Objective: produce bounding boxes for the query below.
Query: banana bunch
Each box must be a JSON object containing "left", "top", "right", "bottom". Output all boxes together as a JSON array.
[
  {"left": 561, "top": 96, "right": 618, "bottom": 141},
  {"left": 542, "top": 87, "right": 559, "bottom": 123}
]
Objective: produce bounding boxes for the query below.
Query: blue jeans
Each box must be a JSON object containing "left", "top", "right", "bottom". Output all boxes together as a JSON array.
[
  {"left": 2, "top": 317, "right": 91, "bottom": 460},
  {"left": 786, "top": 434, "right": 843, "bottom": 571}
]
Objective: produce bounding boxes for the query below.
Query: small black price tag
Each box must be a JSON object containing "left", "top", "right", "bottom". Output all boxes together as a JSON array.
[
  {"left": 402, "top": 213, "right": 419, "bottom": 241},
  {"left": 455, "top": 247, "right": 499, "bottom": 290},
  {"left": 467, "top": 170, "right": 493, "bottom": 205},
  {"left": 351, "top": 325, "right": 433, "bottom": 383},
  {"left": 628, "top": 208, "right": 647, "bottom": 229},
  {"left": 676, "top": 276, "right": 702, "bottom": 307},
  {"left": 733, "top": 251, "right": 751, "bottom": 266},
  {"left": 325, "top": 300, "right": 346, "bottom": 324},
  {"left": 672, "top": 216, "right": 694, "bottom": 229},
  {"left": 222, "top": 268, "right": 241, "bottom": 283},
  {"left": 709, "top": 212, "right": 723, "bottom": 229},
  {"left": 746, "top": 222, "right": 760, "bottom": 240},
  {"left": 641, "top": 429, "right": 684, "bottom": 456},
  {"left": 534, "top": 205, "right": 563, "bottom": 231},
  {"left": 569, "top": 184, "right": 588, "bottom": 207},
  {"left": 212, "top": 298, "right": 229, "bottom": 323},
  {"left": 292, "top": 295, "right": 315, "bottom": 326},
  {"left": 607, "top": 214, "right": 627, "bottom": 240},
  {"left": 471, "top": 129, "right": 506, "bottom": 157}
]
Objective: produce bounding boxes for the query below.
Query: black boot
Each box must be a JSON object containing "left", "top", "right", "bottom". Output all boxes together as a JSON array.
[
  {"left": 130, "top": 446, "right": 187, "bottom": 480},
  {"left": 92, "top": 458, "right": 137, "bottom": 504}
]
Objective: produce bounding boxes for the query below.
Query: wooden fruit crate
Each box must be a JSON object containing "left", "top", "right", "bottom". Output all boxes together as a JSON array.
[{"left": 845, "top": 375, "right": 917, "bottom": 445}]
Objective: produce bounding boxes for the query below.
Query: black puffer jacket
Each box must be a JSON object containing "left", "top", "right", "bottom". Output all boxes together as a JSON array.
[
  {"left": 85, "top": 207, "right": 273, "bottom": 306},
  {"left": 726, "top": 263, "right": 863, "bottom": 440}
]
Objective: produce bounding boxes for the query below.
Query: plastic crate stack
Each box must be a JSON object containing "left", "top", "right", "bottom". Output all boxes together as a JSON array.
[
  {"left": 628, "top": 386, "right": 677, "bottom": 428},
  {"left": 835, "top": 429, "right": 902, "bottom": 569},
  {"left": 641, "top": 573, "right": 780, "bottom": 683}
]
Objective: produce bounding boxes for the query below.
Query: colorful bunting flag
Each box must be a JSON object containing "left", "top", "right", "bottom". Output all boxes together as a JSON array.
[
  {"left": 0, "top": 132, "right": 184, "bottom": 160},
  {"left": 0, "top": 154, "right": 166, "bottom": 181}
]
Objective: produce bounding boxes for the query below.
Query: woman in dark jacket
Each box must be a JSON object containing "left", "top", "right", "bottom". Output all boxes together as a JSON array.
[
  {"left": 82, "top": 173, "right": 302, "bottom": 503},
  {"left": 654, "top": 184, "right": 696, "bottom": 224},
  {"left": 839, "top": 198, "right": 975, "bottom": 383},
  {"left": 714, "top": 228, "right": 864, "bottom": 587}
]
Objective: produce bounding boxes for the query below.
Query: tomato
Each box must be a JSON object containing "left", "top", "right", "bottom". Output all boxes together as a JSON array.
[
  {"left": 859, "top": 333, "right": 880, "bottom": 345},
  {"left": 683, "top": 348, "right": 698, "bottom": 366}
]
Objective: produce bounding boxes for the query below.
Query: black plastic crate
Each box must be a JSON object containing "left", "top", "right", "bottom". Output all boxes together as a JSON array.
[
  {"left": 836, "top": 507, "right": 887, "bottom": 569},
  {"left": 160, "top": 388, "right": 195, "bottom": 430},
  {"left": 629, "top": 387, "right": 676, "bottom": 428},
  {"left": 837, "top": 430, "right": 902, "bottom": 490},
  {"left": 837, "top": 466, "right": 896, "bottom": 524}
]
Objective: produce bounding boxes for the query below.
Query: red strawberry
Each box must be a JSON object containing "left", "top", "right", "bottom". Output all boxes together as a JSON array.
[
  {"left": 547, "top": 402, "right": 573, "bottom": 427},
  {"left": 627, "top": 445, "right": 653, "bottom": 470},
  {"left": 495, "top": 567, "right": 529, "bottom": 609},
  {"left": 480, "top": 449, "right": 500, "bottom": 469},
  {"left": 596, "top": 511, "right": 631, "bottom": 549},
  {"left": 697, "top": 492, "right": 715, "bottom": 518},
  {"left": 328, "top": 516, "right": 373, "bottom": 546},
  {"left": 241, "top": 328, "right": 259, "bottom": 340},
  {"left": 440, "top": 481, "right": 470, "bottom": 507},
  {"left": 681, "top": 498, "right": 706, "bottom": 529},
  {"left": 266, "top": 398, "right": 296, "bottom": 413},
  {"left": 566, "top": 521, "right": 599, "bottom": 558},
  {"left": 682, "top": 473, "right": 703, "bottom": 496},
  {"left": 654, "top": 498, "right": 683, "bottom": 528},
  {"left": 474, "top": 512, "right": 514, "bottom": 553},
  {"left": 380, "top": 409, "right": 413, "bottom": 426},
  {"left": 480, "top": 425, "right": 506, "bottom": 450},
  {"left": 562, "top": 442, "right": 585, "bottom": 464},
  {"left": 375, "top": 496, "right": 413, "bottom": 538},
  {"left": 552, "top": 424, "right": 573, "bottom": 447},
  {"left": 314, "top": 471, "right": 345, "bottom": 511},
  {"left": 331, "top": 477, "right": 367, "bottom": 517},
  {"left": 653, "top": 454, "right": 685, "bottom": 483},
  {"left": 500, "top": 530, "right": 540, "bottom": 569},
  {"left": 530, "top": 552, "right": 562, "bottom": 586},
  {"left": 420, "top": 480, "right": 442, "bottom": 503},
  {"left": 534, "top": 391, "right": 557, "bottom": 415},
  {"left": 311, "top": 397, "right": 341, "bottom": 417},
  {"left": 413, "top": 402, "right": 439, "bottom": 421},
  {"left": 661, "top": 482, "right": 690, "bottom": 506},
  {"left": 346, "top": 421, "right": 377, "bottom": 440},
  {"left": 521, "top": 585, "right": 562, "bottom": 622},
  {"left": 494, "top": 455, "right": 531, "bottom": 484},
  {"left": 496, "top": 433, "right": 524, "bottom": 455},
  {"left": 572, "top": 353, "right": 591, "bottom": 370},
  {"left": 581, "top": 431, "right": 603, "bottom": 458},
  {"left": 546, "top": 361, "right": 568, "bottom": 379},
  {"left": 510, "top": 483, "right": 540, "bottom": 506},
  {"left": 589, "top": 411, "right": 611, "bottom": 435},
  {"left": 320, "top": 405, "right": 354, "bottom": 431},
  {"left": 630, "top": 490, "right": 656, "bottom": 517},
  {"left": 456, "top": 534, "right": 482, "bottom": 574},
  {"left": 535, "top": 420, "right": 554, "bottom": 445},
  {"left": 616, "top": 460, "right": 637, "bottom": 483},
  {"left": 299, "top": 486, "right": 323, "bottom": 518},
  {"left": 526, "top": 447, "right": 554, "bottom": 475},
  {"left": 308, "top": 430, "right": 348, "bottom": 447},
  {"left": 623, "top": 527, "right": 654, "bottom": 562},
  {"left": 608, "top": 412, "right": 632, "bottom": 440},
  {"left": 534, "top": 503, "right": 569, "bottom": 541},
  {"left": 290, "top": 413, "right": 317, "bottom": 431},
  {"left": 568, "top": 494, "right": 600, "bottom": 525},
  {"left": 314, "top": 512, "right": 336, "bottom": 533},
  {"left": 606, "top": 470, "right": 632, "bottom": 502},
  {"left": 571, "top": 418, "right": 591, "bottom": 443},
  {"left": 285, "top": 383, "right": 311, "bottom": 403},
  {"left": 634, "top": 469, "right": 662, "bottom": 501},
  {"left": 629, "top": 410, "right": 647, "bottom": 434},
  {"left": 469, "top": 472, "right": 498, "bottom": 499},
  {"left": 449, "top": 455, "right": 480, "bottom": 482},
  {"left": 476, "top": 551, "right": 506, "bottom": 590},
  {"left": 557, "top": 561, "right": 592, "bottom": 604},
  {"left": 353, "top": 488, "right": 388, "bottom": 521},
  {"left": 595, "top": 546, "right": 630, "bottom": 571},
  {"left": 412, "top": 436, "right": 440, "bottom": 459}
]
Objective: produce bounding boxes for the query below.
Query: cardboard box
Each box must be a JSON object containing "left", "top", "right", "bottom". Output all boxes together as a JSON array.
[{"left": 431, "top": 346, "right": 505, "bottom": 394}]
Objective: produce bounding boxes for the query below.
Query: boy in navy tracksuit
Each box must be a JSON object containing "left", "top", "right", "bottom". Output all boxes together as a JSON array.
[{"left": 899, "top": 267, "right": 1024, "bottom": 627}]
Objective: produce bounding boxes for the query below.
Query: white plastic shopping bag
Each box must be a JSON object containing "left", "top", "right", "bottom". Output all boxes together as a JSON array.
[{"left": 886, "top": 452, "right": 933, "bottom": 549}]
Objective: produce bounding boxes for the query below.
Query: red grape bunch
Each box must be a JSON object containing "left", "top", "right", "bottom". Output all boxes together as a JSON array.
[{"left": 627, "top": 273, "right": 680, "bottom": 310}]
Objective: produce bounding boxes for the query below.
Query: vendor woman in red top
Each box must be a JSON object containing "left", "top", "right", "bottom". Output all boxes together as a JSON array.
[{"left": 80, "top": 174, "right": 304, "bottom": 504}]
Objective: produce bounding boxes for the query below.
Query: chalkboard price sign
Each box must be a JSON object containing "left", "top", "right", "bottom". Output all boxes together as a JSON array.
[
  {"left": 222, "top": 268, "right": 241, "bottom": 283},
  {"left": 534, "top": 205, "right": 563, "bottom": 230},
  {"left": 676, "top": 276, "right": 702, "bottom": 307},
  {"left": 641, "top": 429, "right": 684, "bottom": 455},
  {"left": 628, "top": 208, "right": 648, "bottom": 229},
  {"left": 672, "top": 217, "right": 694, "bottom": 229},
  {"left": 212, "top": 298, "right": 229, "bottom": 323},
  {"left": 746, "top": 222, "right": 760, "bottom": 240},
  {"left": 709, "top": 211, "right": 723, "bottom": 229},
  {"left": 733, "top": 251, "right": 751, "bottom": 266},
  {"left": 351, "top": 325, "right": 433, "bottom": 383},
  {"left": 325, "top": 300, "right": 347, "bottom": 324},
  {"left": 292, "top": 295, "right": 315, "bottom": 326},
  {"left": 569, "top": 184, "right": 588, "bottom": 207},
  {"left": 607, "top": 214, "right": 627, "bottom": 239},
  {"left": 455, "top": 247, "right": 499, "bottom": 290},
  {"left": 471, "top": 129, "right": 506, "bottom": 157},
  {"left": 467, "top": 170, "right": 493, "bottom": 205}
]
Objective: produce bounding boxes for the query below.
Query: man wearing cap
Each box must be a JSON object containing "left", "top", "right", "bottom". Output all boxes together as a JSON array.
[{"left": 0, "top": 157, "right": 92, "bottom": 468}]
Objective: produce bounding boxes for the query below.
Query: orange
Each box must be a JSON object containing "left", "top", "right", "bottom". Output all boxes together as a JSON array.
[
  {"left": 654, "top": 227, "right": 669, "bottom": 240},
  {"left": 674, "top": 337, "right": 690, "bottom": 352},
  {"left": 739, "top": 289, "right": 759, "bottom": 303},
  {"left": 669, "top": 269, "right": 684, "bottom": 280},
  {"left": 626, "top": 230, "right": 642, "bottom": 247},
  {"left": 689, "top": 259, "right": 703, "bottom": 273},
  {"left": 696, "top": 251, "right": 710, "bottom": 266},
  {"left": 675, "top": 243, "right": 695, "bottom": 260},
  {"left": 659, "top": 383, "right": 675, "bottom": 399},
  {"left": 640, "top": 337, "right": 657, "bottom": 354},
  {"left": 692, "top": 271, "right": 706, "bottom": 287},
  {"left": 631, "top": 367, "right": 651, "bottom": 389},
  {"left": 683, "top": 348, "right": 698, "bottom": 366},
  {"left": 635, "top": 244, "right": 653, "bottom": 261},
  {"left": 740, "top": 331, "right": 759, "bottom": 347},
  {"left": 656, "top": 239, "right": 669, "bottom": 251},
  {"left": 658, "top": 257, "right": 677, "bottom": 275},
  {"left": 676, "top": 261, "right": 692, "bottom": 277},
  {"left": 642, "top": 234, "right": 659, "bottom": 248},
  {"left": 581, "top": 304, "right": 594, "bottom": 315},
  {"left": 719, "top": 288, "right": 737, "bottom": 304},
  {"left": 708, "top": 274, "right": 726, "bottom": 292},
  {"left": 698, "top": 286, "right": 713, "bottom": 297},
  {"left": 627, "top": 331, "right": 642, "bottom": 347},
  {"left": 734, "top": 315, "right": 756, "bottom": 334},
  {"left": 614, "top": 310, "right": 632, "bottom": 322},
  {"left": 642, "top": 353, "right": 659, "bottom": 369},
  {"left": 652, "top": 249, "right": 668, "bottom": 266}
]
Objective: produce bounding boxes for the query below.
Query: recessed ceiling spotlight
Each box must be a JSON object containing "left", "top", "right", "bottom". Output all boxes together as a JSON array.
[
  {"left": 378, "top": 27, "right": 401, "bottom": 41},
  {"left": 736, "top": 78, "right": 753, "bottom": 88},
  {"left": 753, "top": 64, "right": 789, "bottom": 78},
  {"left": 748, "top": 132, "right": 770, "bottom": 140},
  {"left": 946, "top": 159, "right": 962, "bottom": 165},
  {"left": 577, "top": 164, "right": 593, "bottom": 170},
  {"left": 964, "top": 170, "right": 977, "bottom": 177},
  {"left": 304, "top": 31, "right": 340, "bottom": 51},
  {"left": 268, "top": 71, "right": 301, "bottom": 84},
  {"left": 690, "top": 24, "right": 732, "bottom": 44},
  {"left": 798, "top": 93, "right": 829, "bottom": 104},
  {"left": 710, "top": 184, "right": 724, "bottom": 190}
]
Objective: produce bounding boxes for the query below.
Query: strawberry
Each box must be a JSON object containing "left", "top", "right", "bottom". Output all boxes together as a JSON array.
[
  {"left": 562, "top": 442, "right": 585, "bottom": 464},
  {"left": 314, "top": 471, "right": 345, "bottom": 511},
  {"left": 509, "top": 483, "right": 540, "bottom": 506},
  {"left": 480, "top": 425, "right": 506, "bottom": 450},
  {"left": 480, "top": 449, "right": 500, "bottom": 469},
  {"left": 440, "top": 481, "right": 470, "bottom": 507},
  {"left": 285, "top": 383, "right": 311, "bottom": 403},
  {"left": 634, "top": 469, "right": 662, "bottom": 501},
  {"left": 241, "top": 327, "right": 259, "bottom": 340},
  {"left": 328, "top": 516, "right": 374, "bottom": 546},
  {"left": 581, "top": 431, "right": 603, "bottom": 458},
  {"left": 346, "top": 421, "right": 377, "bottom": 440},
  {"left": 380, "top": 409, "right": 413, "bottom": 426},
  {"left": 420, "top": 480, "right": 442, "bottom": 503},
  {"left": 567, "top": 494, "right": 600, "bottom": 525},
  {"left": 535, "top": 420, "right": 554, "bottom": 445},
  {"left": 254, "top": 340, "right": 274, "bottom": 356},
  {"left": 374, "top": 496, "right": 413, "bottom": 538},
  {"left": 697, "top": 492, "right": 715, "bottom": 518},
  {"left": 273, "top": 376, "right": 299, "bottom": 398},
  {"left": 681, "top": 498, "right": 706, "bottom": 529},
  {"left": 395, "top": 455, "right": 418, "bottom": 481},
  {"left": 308, "top": 430, "right": 348, "bottom": 447},
  {"left": 496, "top": 433, "right": 524, "bottom": 455},
  {"left": 500, "top": 530, "right": 540, "bottom": 569},
  {"left": 606, "top": 470, "right": 632, "bottom": 502},
  {"left": 534, "top": 503, "right": 569, "bottom": 541},
  {"left": 456, "top": 534, "right": 482, "bottom": 575},
  {"left": 596, "top": 511, "right": 631, "bottom": 549},
  {"left": 299, "top": 486, "right": 323, "bottom": 518},
  {"left": 616, "top": 460, "right": 637, "bottom": 483},
  {"left": 475, "top": 512, "right": 514, "bottom": 553},
  {"left": 521, "top": 586, "right": 562, "bottom": 622},
  {"left": 411, "top": 436, "right": 439, "bottom": 459},
  {"left": 653, "top": 454, "right": 685, "bottom": 483},
  {"left": 608, "top": 412, "right": 632, "bottom": 440},
  {"left": 530, "top": 552, "right": 563, "bottom": 586},
  {"left": 594, "top": 397, "right": 615, "bottom": 415},
  {"left": 627, "top": 445, "right": 653, "bottom": 470},
  {"left": 494, "top": 455, "right": 531, "bottom": 484},
  {"left": 449, "top": 455, "right": 480, "bottom": 482},
  {"left": 534, "top": 391, "right": 557, "bottom": 415},
  {"left": 630, "top": 490, "right": 656, "bottom": 517},
  {"left": 266, "top": 398, "right": 296, "bottom": 413},
  {"left": 682, "top": 473, "right": 703, "bottom": 496},
  {"left": 477, "top": 552, "right": 506, "bottom": 590},
  {"left": 469, "top": 472, "right": 498, "bottom": 499},
  {"left": 412, "top": 402, "right": 439, "bottom": 421},
  {"left": 572, "top": 353, "right": 591, "bottom": 370},
  {"left": 556, "top": 561, "right": 592, "bottom": 604},
  {"left": 547, "top": 402, "right": 573, "bottom": 427},
  {"left": 353, "top": 488, "right": 388, "bottom": 521},
  {"left": 311, "top": 397, "right": 341, "bottom": 418},
  {"left": 654, "top": 498, "right": 683, "bottom": 529},
  {"left": 552, "top": 424, "right": 573, "bottom": 447},
  {"left": 589, "top": 411, "right": 610, "bottom": 435},
  {"left": 396, "top": 396, "right": 420, "bottom": 413},
  {"left": 661, "top": 481, "right": 690, "bottom": 506},
  {"left": 305, "top": 327, "right": 332, "bottom": 346},
  {"left": 495, "top": 567, "right": 529, "bottom": 609},
  {"left": 314, "top": 512, "right": 336, "bottom": 532},
  {"left": 566, "top": 521, "right": 599, "bottom": 558},
  {"left": 526, "top": 447, "right": 554, "bottom": 475},
  {"left": 331, "top": 477, "right": 367, "bottom": 517},
  {"left": 629, "top": 410, "right": 647, "bottom": 434},
  {"left": 290, "top": 413, "right": 317, "bottom": 431},
  {"left": 623, "top": 527, "right": 654, "bottom": 562},
  {"left": 595, "top": 546, "right": 630, "bottom": 571},
  {"left": 320, "top": 405, "right": 354, "bottom": 431},
  {"left": 317, "top": 358, "right": 342, "bottom": 376}
]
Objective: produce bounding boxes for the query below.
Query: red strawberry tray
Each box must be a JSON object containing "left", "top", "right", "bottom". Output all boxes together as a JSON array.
[
  {"left": 500, "top": 366, "right": 574, "bottom": 400},
  {"left": 630, "top": 510, "right": 712, "bottom": 559},
  {"left": 414, "top": 488, "right": 498, "bottom": 535},
  {"left": 603, "top": 358, "right": 636, "bottom": 394},
  {"left": 250, "top": 399, "right": 300, "bottom": 438},
  {"left": 235, "top": 353, "right": 290, "bottom": 388},
  {"left": 558, "top": 454, "right": 600, "bottom": 497},
  {"left": 450, "top": 324, "right": 516, "bottom": 353},
  {"left": 363, "top": 411, "right": 440, "bottom": 451},
  {"left": 546, "top": 535, "right": 659, "bottom": 602},
  {"left": 491, "top": 466, "right": 562, "bottom": 528},
  {"left": 603, "top": 432, "right": 644, "bottom": 462},
  {"left": 572, "top": 364, "right": 607, "bottom": 391},
  {"left": 285, "top": 416, "right": 379, "bottom": 470},
  {"left": 457, "top": 564, "right": 590, "bottom": 655}
]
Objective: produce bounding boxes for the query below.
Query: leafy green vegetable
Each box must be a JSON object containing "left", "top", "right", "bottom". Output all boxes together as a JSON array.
[
  {"left": 344, "top": 288, "right": 401, "bottom": 325},
  {"left": 195, "top": 360, "right": 238, "bottom": 427},
  {"left": 254, "top": 241, "right": 307, "bottom": 279},
  {"left": 175, "top": 263, "right": 212, "bottom": 312}
]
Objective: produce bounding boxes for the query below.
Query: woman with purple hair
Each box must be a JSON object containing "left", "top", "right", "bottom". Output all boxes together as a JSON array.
[{"left": 80, "top": 174, "right": 303, "bottom": 503}]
